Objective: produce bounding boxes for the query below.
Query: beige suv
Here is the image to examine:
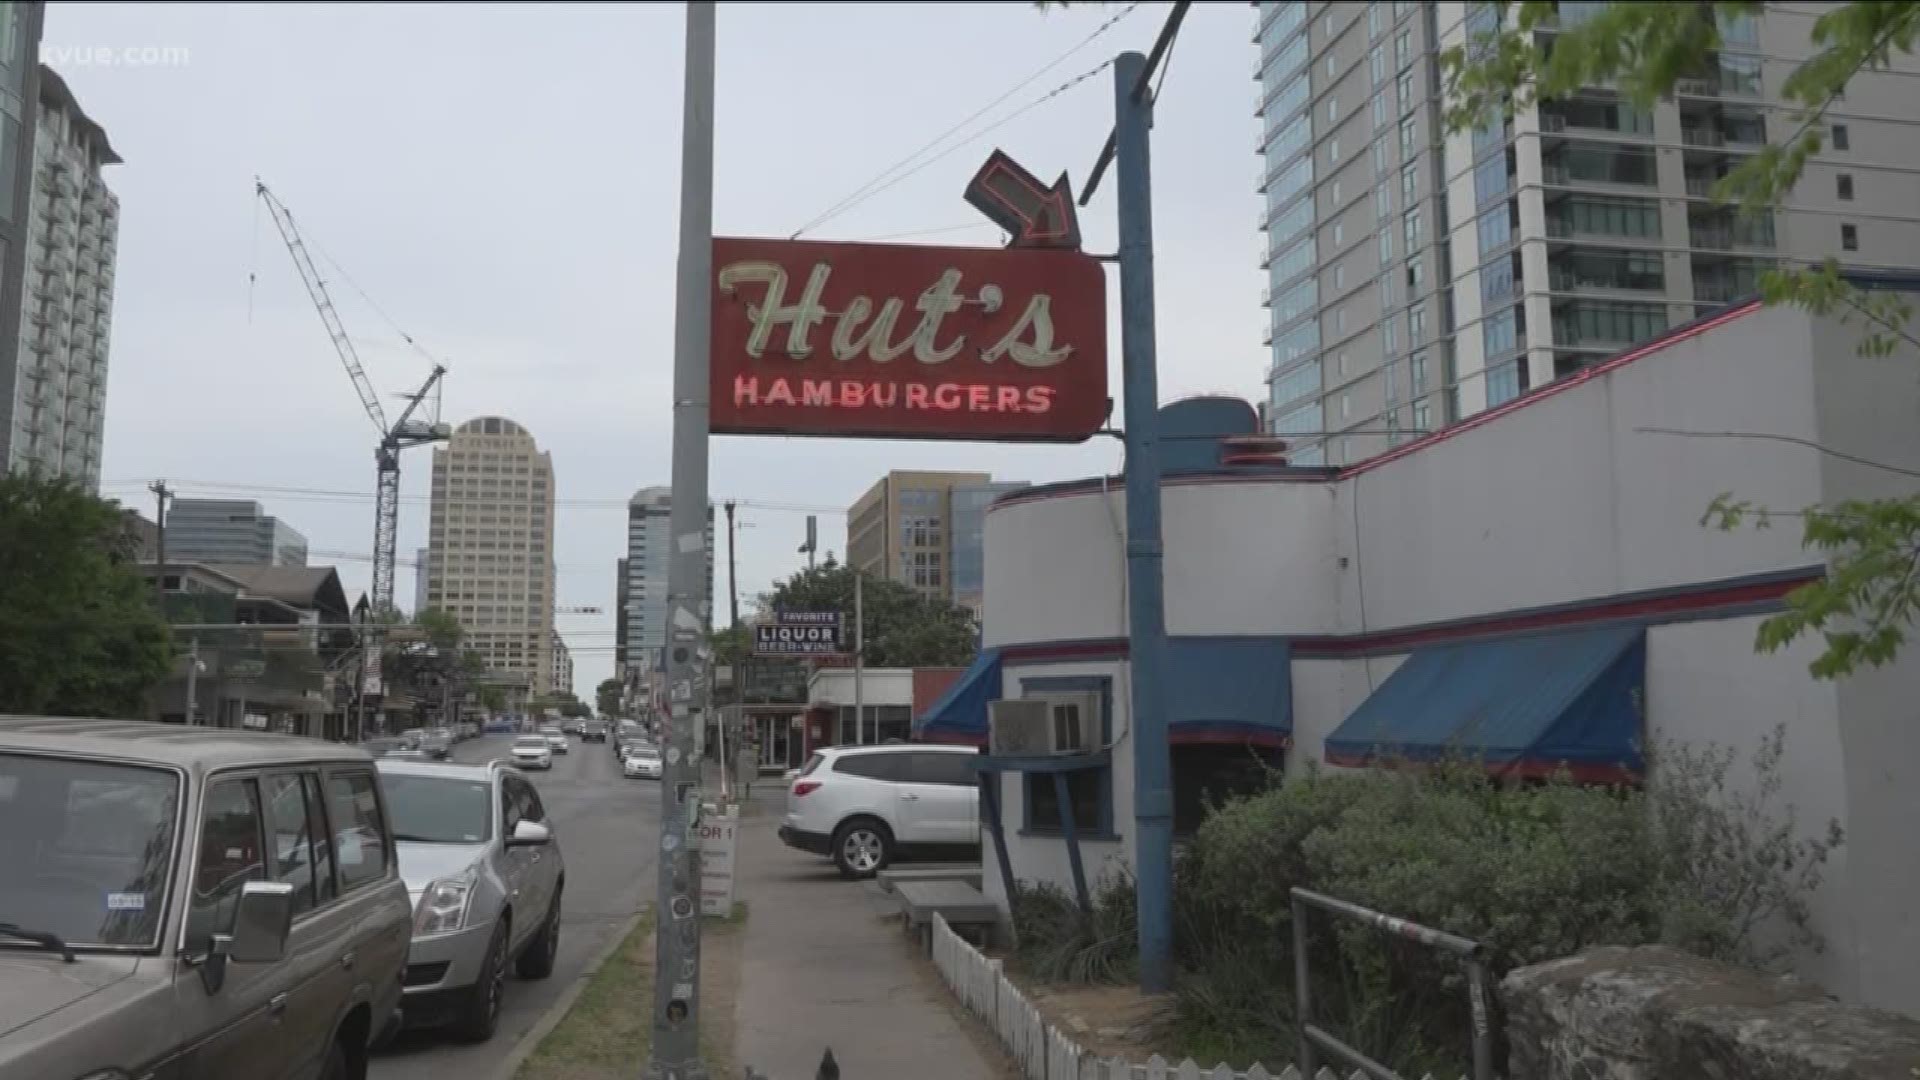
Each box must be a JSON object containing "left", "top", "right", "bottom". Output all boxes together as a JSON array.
[{"left": 0, "top": 716, "right": 412, "bottom": 1080}]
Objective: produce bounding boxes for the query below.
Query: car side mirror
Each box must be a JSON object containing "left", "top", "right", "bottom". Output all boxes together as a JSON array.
[
  {"left": 507, "top": 819, "right": 553, "bottom": 847},
  {"left": 219, "top": 880, "right": 296, "bottom": 964}
]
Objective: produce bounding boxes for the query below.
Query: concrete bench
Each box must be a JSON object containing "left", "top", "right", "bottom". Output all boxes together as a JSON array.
[
  {"left": 876, "top": 865, "right": 983, "bottom": 895},
  {"left": 895, "top": 880, "right": 1000, "bottom": 949}
]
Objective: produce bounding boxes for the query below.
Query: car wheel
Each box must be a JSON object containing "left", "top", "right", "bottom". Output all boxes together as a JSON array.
[
  {"left": 832, "top": 817, "right": 892, "bottom": 879},
  {"left": 319, "top": 1037, "right": 349, "bottom": 1080},
  {"left": 516, "top": 887, "right": 563, "bottom": 979},
  {"left": 453, "top": 918, "right": 510, "bottom": 1043}
]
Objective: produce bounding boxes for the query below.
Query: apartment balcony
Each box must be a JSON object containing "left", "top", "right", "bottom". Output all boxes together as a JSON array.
[{"left": 1688, "top": 224, "right": 1775, "bottom": 252}]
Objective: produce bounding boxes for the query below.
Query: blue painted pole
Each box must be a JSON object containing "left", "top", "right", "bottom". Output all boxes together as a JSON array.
[{"left": 1112, "top": 49, "right": 1173, "bottom": 996}]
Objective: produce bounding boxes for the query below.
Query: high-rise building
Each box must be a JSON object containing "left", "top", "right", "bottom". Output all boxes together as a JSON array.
[
  {"left": 624, "top": 487, "right": 714, "bottom": 677},
  {"left": 424, "top": 417, "right": 557, "bottom": 695},
  {"left": 413, "top": 547, "right": 431, "bottom": 614},
  {"left": 164, "top": 499, "right": 309, "bottom": 566},
  {"left": 847, "top": 471, "right": 1024, "bottom": 608},
  {"left": 550, "top": 631, "right": 573, "bottom": 697},
  {"left": 950, "top": 479, "right": 1030, "bottom": 616},
  {"left": 1254, "top": 1, "right": 1920, "bottom": 466}
]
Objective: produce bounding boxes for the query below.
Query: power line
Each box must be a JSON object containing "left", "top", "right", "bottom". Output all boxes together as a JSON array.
[
  {"left": 789, "top": 2, "right": 1141, "bottom": 239},
  {"left": 99, "top": 478, "right": 846, "bottom": 516}
]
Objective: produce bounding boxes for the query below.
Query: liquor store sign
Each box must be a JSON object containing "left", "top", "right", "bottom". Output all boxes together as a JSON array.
[
  {"left": 710, "top": 236, "right": 1109, "bottom": 442},
  {"left": 752, "top": 610, "right": 843, "bottom": 657}
]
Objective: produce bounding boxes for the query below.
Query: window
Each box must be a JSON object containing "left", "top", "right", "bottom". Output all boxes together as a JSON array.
[
  {"left": 1380, "top": 269, "right": 1395, "bottom": 307},
  {"left": 1484, "top": 306, "right": 1520, "bottom": 356},
  {"left": 1328, "top": 97, "right": 1339, "bottom": 124},
  {"left": 1332, "top": 178, "right": 1343, "bottom": 204},
  {"left": 1403, "top": 207, "right": 1423, "bottom": 249},
  {"left": 1336, "top": 351, "right": 1349, "bottom": 376},
  {"left": 1487, "top": 359, "right": 1523, "bottom": 406},
  {"left": 1842, "top": 223, "right": 1859, "bottom": 251},
  {"left": 1270, "top": 234, "right": 1317, "bottom": 285},
  {"left": 1837, "top": 174, "right": 1854, "bottom": 201},
  {"left": 1832, "top": 124, "right": 1850, "bottom": 151},
  {"left": 1481, "top": 256, "right": 1515, "bottom": 304},
  {"left": 1275, "top": 320, "right": 1320, "bottom": 365},
  {"left": 909, "top": 750, "right": 978, "bottom": 786},
  {"left": 1402, "top": 163, "right": 1418, "bottom": 205},
  {"left": 1399, "top": 114, "right": 1417, "bottom": 155},
  {"left": 1370, "top": 45, "right": 1386, "bottom": 85},
  {"left": 1385, "top": 360, "right": 1398, "bottom": 403},
  {"left": 1334, "top": 263, "right": 1347, "bottom": 290},
  {"left": 1172, "top": 745, "right": 1284, "bottom": 836},
  {"left": 1340, "top": 393, "right": 1352, "bottom": 420},
  {"left": 1397, "top": 70, "right": 1414, "bottom": 110},
  {"left": 1374, "top": 183, "right": 1391, "bottom": 220},
  {"left": 1020, "top": 678, "right": 1111, "bottom": 835},
  {"left": 1327, "top": 54, "right": 1336, "bottom": 78},
  {"left": 265, "top": 773, "right": 324, "bottom": 915},
  {"left": 325, "top": 770, "right": 390, "bottom": 891},
  {"left": 1378, "top": 227, "right": 1393, "bottom": 263},
  {"left": 1273, "top": 398, "right": 1324, "bottom": 435},
  {"left": 1333, "top": 307, "right": 1347, "bottom": 334},
  {"left": 1396, "top": 28, "right": 1411, "bottom": 68},
  {"left": 1407, "top": 256, "right": 1425, "bottom": 293},
  {"left": 1412, "top": 399, "right": 1432, "bottom": 431},
  {"left": 1410, "top": 350, "right": 1429, "bottom": 393},
  {"left": 1274, "top": 276, "right": 1318, "bottom": 324},
  {"left": 1330, "top": 137, "right": 1340, "bottom": 164},
  {"left": 187, "top": 778, "right": 267, "bottom": 953},
  {"left": 1409, "top": 305, "right": 1428, "bottom": 344},
  {"left": 1270, "top": 359, "right": 1322, "bottom": 409},
  {"left": 1372, "top": 94, "right": 1388, "bottom": 131},
  {"left": 1369, "top": 1, "right": 1382, "bottom": 37},
  {"left": 1383, "top": 318, "right": 1397, "bottom": 354},
  {"left": 1373, "top": 138, "right": 1389, "bottom": 174},
  {"left": 1333, "top": 221, "right": 1345, "bottom": 246}
]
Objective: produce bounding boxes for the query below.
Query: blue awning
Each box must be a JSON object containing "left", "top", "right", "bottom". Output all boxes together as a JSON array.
[
  {"left": 914, "top": 648, "right": 1002, "bottom": 743},
  {"left": 1166, "top": 637, "right": 1292, "bottom": 747},
  {"left": 1324, "top": 625, "right": 1646, "bottom": 781},
  {"left": 912, "top": 637, "right": 1293, "bottom": 747}
]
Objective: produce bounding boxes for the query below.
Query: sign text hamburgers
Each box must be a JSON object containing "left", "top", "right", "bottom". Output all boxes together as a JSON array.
[{"left": 710, "top": 237, "right": 1108, "bottom": 442}]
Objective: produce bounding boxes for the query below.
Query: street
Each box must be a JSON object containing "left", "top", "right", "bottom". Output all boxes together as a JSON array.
[{"left": 371, "top": 734, "right": 662, "bottom": 1080}]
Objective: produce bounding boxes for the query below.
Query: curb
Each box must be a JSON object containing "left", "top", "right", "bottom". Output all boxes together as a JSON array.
[{"left": 488, "top": 906, "right": 651, "bottom": 1080}]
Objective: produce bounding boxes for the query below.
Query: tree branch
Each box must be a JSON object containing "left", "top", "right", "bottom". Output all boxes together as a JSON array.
[{"left": 1635, "top": 426, "right": 1920, "bottom": 480}]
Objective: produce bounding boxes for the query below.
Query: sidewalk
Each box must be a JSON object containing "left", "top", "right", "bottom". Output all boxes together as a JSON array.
[{"left": 730, "top": 789, "right": 1007, "bottom": 1080}]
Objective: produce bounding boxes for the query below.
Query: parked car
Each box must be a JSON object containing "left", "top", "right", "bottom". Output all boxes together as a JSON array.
[
  {"left": 539, "top": 727, "right": 568, "bottom": 754},
  {"left": 365, "top": 736, "right": 426, "bottom": 760},
  {"left": 0, "top": 716, "right": 412, "bottom": 1079},
  {"left": 779, "top": 744, "right": 982, "bottom": 878},
  {"left": 509, "top": 735, "right": 553, "bottom": 771},
  {"left": 375, "top": 758, "right": 564, "bottom": 1041},
  {"left": 621, "top": 746, "right": 663, "bottom": 780}
]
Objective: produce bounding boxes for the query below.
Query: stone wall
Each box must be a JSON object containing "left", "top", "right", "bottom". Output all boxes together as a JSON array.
[{"left": 1501, "top": 945, "right": 1920, "bottom": 1079}]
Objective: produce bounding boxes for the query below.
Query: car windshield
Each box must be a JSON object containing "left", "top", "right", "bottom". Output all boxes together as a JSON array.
[
  {"left": 378, "top": 773, "right": 492, "bottom": 844},
  {"left": 514, "top": 737, "right": 549, "bottom": 749},
  {"left": 0, "top": 753, "right": 180, "bottom": 949}
]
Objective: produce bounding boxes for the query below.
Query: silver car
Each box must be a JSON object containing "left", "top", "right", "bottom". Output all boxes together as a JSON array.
[
  {"left": 375, "top": 758, "right": 565, "bottom": 1042},
  {"left": 0, "top": 716, "right": 412, "bottom": 1079}
]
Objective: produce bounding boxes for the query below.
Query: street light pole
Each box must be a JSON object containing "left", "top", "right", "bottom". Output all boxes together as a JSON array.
[{"left": 646, "top": 3, "right": 716, "bottom": 1077}]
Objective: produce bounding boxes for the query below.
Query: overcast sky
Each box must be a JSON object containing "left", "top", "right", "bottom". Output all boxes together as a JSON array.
[{"left": 59, "top": 1, "right": 1261, "bottom": 697}]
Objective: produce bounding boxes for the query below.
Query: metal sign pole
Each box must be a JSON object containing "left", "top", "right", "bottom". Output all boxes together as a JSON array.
[
  {"left": 1113, "top": 49, "right": 1174, "bottom": 996},
  {"left": 645, "top": 2, "right": 716, "bottom": 1076}
]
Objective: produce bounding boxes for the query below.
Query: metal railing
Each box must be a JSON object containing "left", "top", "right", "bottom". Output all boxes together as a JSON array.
[{"left": 1291, "top": 887, "right": 1496, "bottom": 1080}]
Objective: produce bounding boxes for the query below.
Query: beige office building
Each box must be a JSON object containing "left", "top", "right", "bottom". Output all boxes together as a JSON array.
[
  {"left": 847, "top": 470, "right": 1028, "bottom": 611},
  {"left": 1256, "top": 1, "right": 1920, "bottom": 466},
  {"left": 424, "top": 416, "right": 557, "bottom": 698}
]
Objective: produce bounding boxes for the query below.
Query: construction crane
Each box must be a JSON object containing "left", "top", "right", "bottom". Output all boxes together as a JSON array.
[{"left": 254, "top": 179, "right": 451, "bottom": 620}]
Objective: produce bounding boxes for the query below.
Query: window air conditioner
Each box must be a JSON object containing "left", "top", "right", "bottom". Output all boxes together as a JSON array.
[{"left": 989, "top": 695, "right": 1098, "bottom": 757}]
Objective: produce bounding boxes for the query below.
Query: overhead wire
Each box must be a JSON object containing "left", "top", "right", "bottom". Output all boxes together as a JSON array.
[
  {"left": 788, "top": 1, "right": 1142, "bottom": 239},
  {"left": 99, "top": 478, "right": 846, "bottom": 516}
]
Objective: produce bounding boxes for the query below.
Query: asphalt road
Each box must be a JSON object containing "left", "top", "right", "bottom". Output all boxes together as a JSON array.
[{"left": 371, "top": 733, "right": 662, "bottom": 1080}]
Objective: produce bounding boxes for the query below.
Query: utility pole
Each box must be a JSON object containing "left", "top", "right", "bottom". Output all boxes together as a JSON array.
[
  {"left": 725, "top": 500, "right": 740, "bottom": 632},
  {"left": 149, "top": 479, "right": 172, "bottom": 609},
  {"left": 1114, "top": 49, "right": 1175, "bottom": 996},
  {"left": 798, "top": 514, "right": 817, "bottom": 570},
  {"left": 852, "top": 570, "right": 864, "bottom": 745},
  {"left": 646, "top": 3, "right": 715, "bottom": 1077},
  {"left": 184, "top": 636, "right": 200, "bottom": 725}
]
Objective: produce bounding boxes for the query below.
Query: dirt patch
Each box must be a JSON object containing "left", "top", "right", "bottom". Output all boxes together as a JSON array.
[
  {"left": 1006, "top": 971, "right": 1181, "bottom": 1064},
  {"left": 516, "top": 906, "right": 748, "bottom": 1080}
]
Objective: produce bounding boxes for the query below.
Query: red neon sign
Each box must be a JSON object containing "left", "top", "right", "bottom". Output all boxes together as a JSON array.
[{"left": 709, "top": 237, "right": 1108, "bottom": 442}]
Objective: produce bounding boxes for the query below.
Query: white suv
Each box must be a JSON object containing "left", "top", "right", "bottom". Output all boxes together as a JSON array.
[{"left": 778, "top": 744, "right": 980, "bottom": 878}]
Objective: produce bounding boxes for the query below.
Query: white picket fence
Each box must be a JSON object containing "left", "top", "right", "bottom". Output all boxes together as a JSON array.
[{"left": 928, "top": 913, "right": 1464, "bottom": 1080}]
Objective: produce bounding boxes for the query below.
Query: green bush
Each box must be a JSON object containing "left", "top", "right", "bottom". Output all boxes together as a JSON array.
[
  {"left": 1167, "top": 726, "right": 1841, "bottom": 1074},
  {"left": 1006, "top": 725, "right": 1842, "bottom": 1076}
]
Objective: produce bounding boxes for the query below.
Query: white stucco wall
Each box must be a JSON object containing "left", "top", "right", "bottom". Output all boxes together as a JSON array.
[
  {"left": 806, "top": 667, "right": 914, "bottom": 708},
  {"left": 976, "top": 299, "right": 1920, "bottom": 1013}
]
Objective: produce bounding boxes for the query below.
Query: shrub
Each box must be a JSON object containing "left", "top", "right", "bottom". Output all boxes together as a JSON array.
[
  {"left": 1009, "top": 871, "right": 1139, "bottom": 986},
  {"left": 1162, "top": 726, "right": 1841, "bottom": 1075}
]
